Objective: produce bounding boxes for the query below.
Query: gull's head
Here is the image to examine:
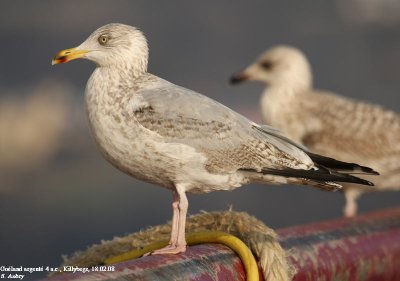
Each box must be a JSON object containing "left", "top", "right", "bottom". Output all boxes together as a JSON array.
[
  {"left": 230, "top": 45, "right": 312, "bottom": 90},
  {"left": 52, "top": 23, "right": 149, "bottom": 74}
]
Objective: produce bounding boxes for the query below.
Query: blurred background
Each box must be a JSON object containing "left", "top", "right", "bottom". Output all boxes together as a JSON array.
[{"left": 1, "top": 0, "right": 399, "bottom": 279}]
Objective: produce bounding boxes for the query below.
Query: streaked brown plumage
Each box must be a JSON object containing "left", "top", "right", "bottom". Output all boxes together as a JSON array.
[
  {"left": 53, "top": 24, "right": 376, "bottom": 256},
  {"left": 231, "top": 45, "right": 400, "bottom": 217}
]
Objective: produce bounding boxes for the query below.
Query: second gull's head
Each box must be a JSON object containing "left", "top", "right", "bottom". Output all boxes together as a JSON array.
[{"left": 230, "top": 45, "right": 313, "bottom": 91}]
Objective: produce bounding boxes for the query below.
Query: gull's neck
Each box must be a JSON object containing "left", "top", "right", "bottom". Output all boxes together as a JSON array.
[
  {"left": 111, "top": 60, "right": 148, "bottom": 84},
  {"left": 263, "top": 74, "right": 313, "bottom": 99},
  {"left": 89, "top": 64, "right": 148, "bottom": 92},
  {"left": 260, "top": 80, "right": 312, "bottom": 124},
  {"left": 262, "top": 84, "right": 303, "bottom": 102}
]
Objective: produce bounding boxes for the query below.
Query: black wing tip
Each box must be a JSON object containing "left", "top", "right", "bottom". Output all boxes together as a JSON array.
[
  {"left": 241, "top": 167, "right": 375, "bottom": 187},
  {"left": 350, "top": 165, "right": 379, "bottom": 176},
  {"left": 340, "top": 164, "right": 379, "bottom": 176},
  {"left": 362, "top": 167, "right": 380, "bottom": 175},
  {"left": 321, "top": 172, "right": 375, "bottom": 187},
  {"left": 351, "top": 162, "right": 379, "bottom": 175},
  {"left": 307, "top": 152, "right": 380, "bottom": 176},
  {"left": 354, "top": 177, "right": 375, "bottom": 187}
]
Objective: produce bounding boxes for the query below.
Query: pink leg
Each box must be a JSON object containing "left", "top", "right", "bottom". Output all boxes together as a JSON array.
[
  {"left": 175, "top": 189, "right": 188, "bottom": 250},
  {"left": 169, "top": 191, "right": 180, "bottom": 245},
  {"left": 344, "top": 188, "right": 362, "bottom": 218},
  {"left": 151, "top": 187, "right": 188, "bottom": 255}
]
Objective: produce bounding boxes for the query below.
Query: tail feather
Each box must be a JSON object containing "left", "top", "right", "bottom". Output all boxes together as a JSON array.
[
  {"left": 305, "top": 180, "right": 342, "bottom": 192},
  {"left": 262, "top": 167, "right": 373, "bottom": 186},
  {"left": 240, "top": 165, "right": 374, "bottom": 192}
]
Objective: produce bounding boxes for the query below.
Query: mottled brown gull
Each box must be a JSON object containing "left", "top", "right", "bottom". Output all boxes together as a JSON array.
[
  {"left": 231, "top": 45, "right": 399, "bottom": 217},
  {"left": 52, "top": 24, "right": 375, "bottom": 254}
]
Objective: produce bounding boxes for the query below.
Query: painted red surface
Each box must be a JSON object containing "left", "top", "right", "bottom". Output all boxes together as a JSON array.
[
  {"left": 278, "top": 207, "right": 400, "bottom": 281},
  {"left": 46, "top": 244, "right": 248, "bottom": 281},
  {"left": 278, "top": 207, "right": 399, "bottom": 237}
]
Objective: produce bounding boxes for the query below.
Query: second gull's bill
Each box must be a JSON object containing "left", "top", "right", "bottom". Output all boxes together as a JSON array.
[
  {"left": 231, "top": 45, "right": 399, "bottom": 217},
  {"left": 52, "top": 24, "right": 376, "bottom": 254}
]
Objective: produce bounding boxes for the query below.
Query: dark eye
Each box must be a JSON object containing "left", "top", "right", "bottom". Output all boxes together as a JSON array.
[
  {"left": 98, "top": 34, "right": 109, "bottom": 45},
  {"left": 260, "top": 60, "right": 273, "bottom": 70}
]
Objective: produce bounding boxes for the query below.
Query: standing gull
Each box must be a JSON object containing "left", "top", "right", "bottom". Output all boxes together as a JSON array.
[
  {"left": 52, "top": 24, "right": 375, "bottom": 254},
  {"left": 231, "top": 45, "right": 399, "bottom": 217}
]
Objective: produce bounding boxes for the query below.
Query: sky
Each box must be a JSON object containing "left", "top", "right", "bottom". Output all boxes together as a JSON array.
[{"left": 0, "top": 1, "right": 399, "bottom": 280}]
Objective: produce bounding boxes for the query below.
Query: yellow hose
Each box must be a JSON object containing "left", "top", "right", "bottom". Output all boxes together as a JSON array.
[{"left": 104, "top": 231, "right": 259, "bottom": 281}]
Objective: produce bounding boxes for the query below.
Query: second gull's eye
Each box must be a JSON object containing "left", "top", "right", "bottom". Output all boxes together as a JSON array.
[{"left": 260, "top": 60, "right": 273, "bottom": 70}]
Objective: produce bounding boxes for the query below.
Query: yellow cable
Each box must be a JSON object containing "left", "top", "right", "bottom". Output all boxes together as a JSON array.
[
  {"left": 104, "top": 231, "right": 259, "bottom": 281},
  {"left": 187, "top": 231, "right": 259, "bottom": 281}
]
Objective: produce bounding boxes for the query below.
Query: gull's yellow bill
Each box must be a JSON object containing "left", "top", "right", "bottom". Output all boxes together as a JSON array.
[{"left": 52, "top": 48, "right": 89, "bottom": 65}]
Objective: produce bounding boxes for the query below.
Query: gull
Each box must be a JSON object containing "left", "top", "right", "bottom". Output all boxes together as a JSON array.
[
  {"left": 52, "top": 24, "right": 376, "bottom": 254},
  {"left": 230, "top": 45, "right": 399, "bottom": 217}
]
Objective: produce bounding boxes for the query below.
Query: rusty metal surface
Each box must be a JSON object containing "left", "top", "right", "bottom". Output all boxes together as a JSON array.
[
  {"left": 277, "top": 207, "right": 400, "bottom": 281},
  {"left": 46, "top": 244, "right": 248, "bottom": 281}
]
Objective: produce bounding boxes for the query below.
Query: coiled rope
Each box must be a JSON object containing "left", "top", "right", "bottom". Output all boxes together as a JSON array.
[{"left": 58, "top": 210, "right": 295, "bottom": 281}]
